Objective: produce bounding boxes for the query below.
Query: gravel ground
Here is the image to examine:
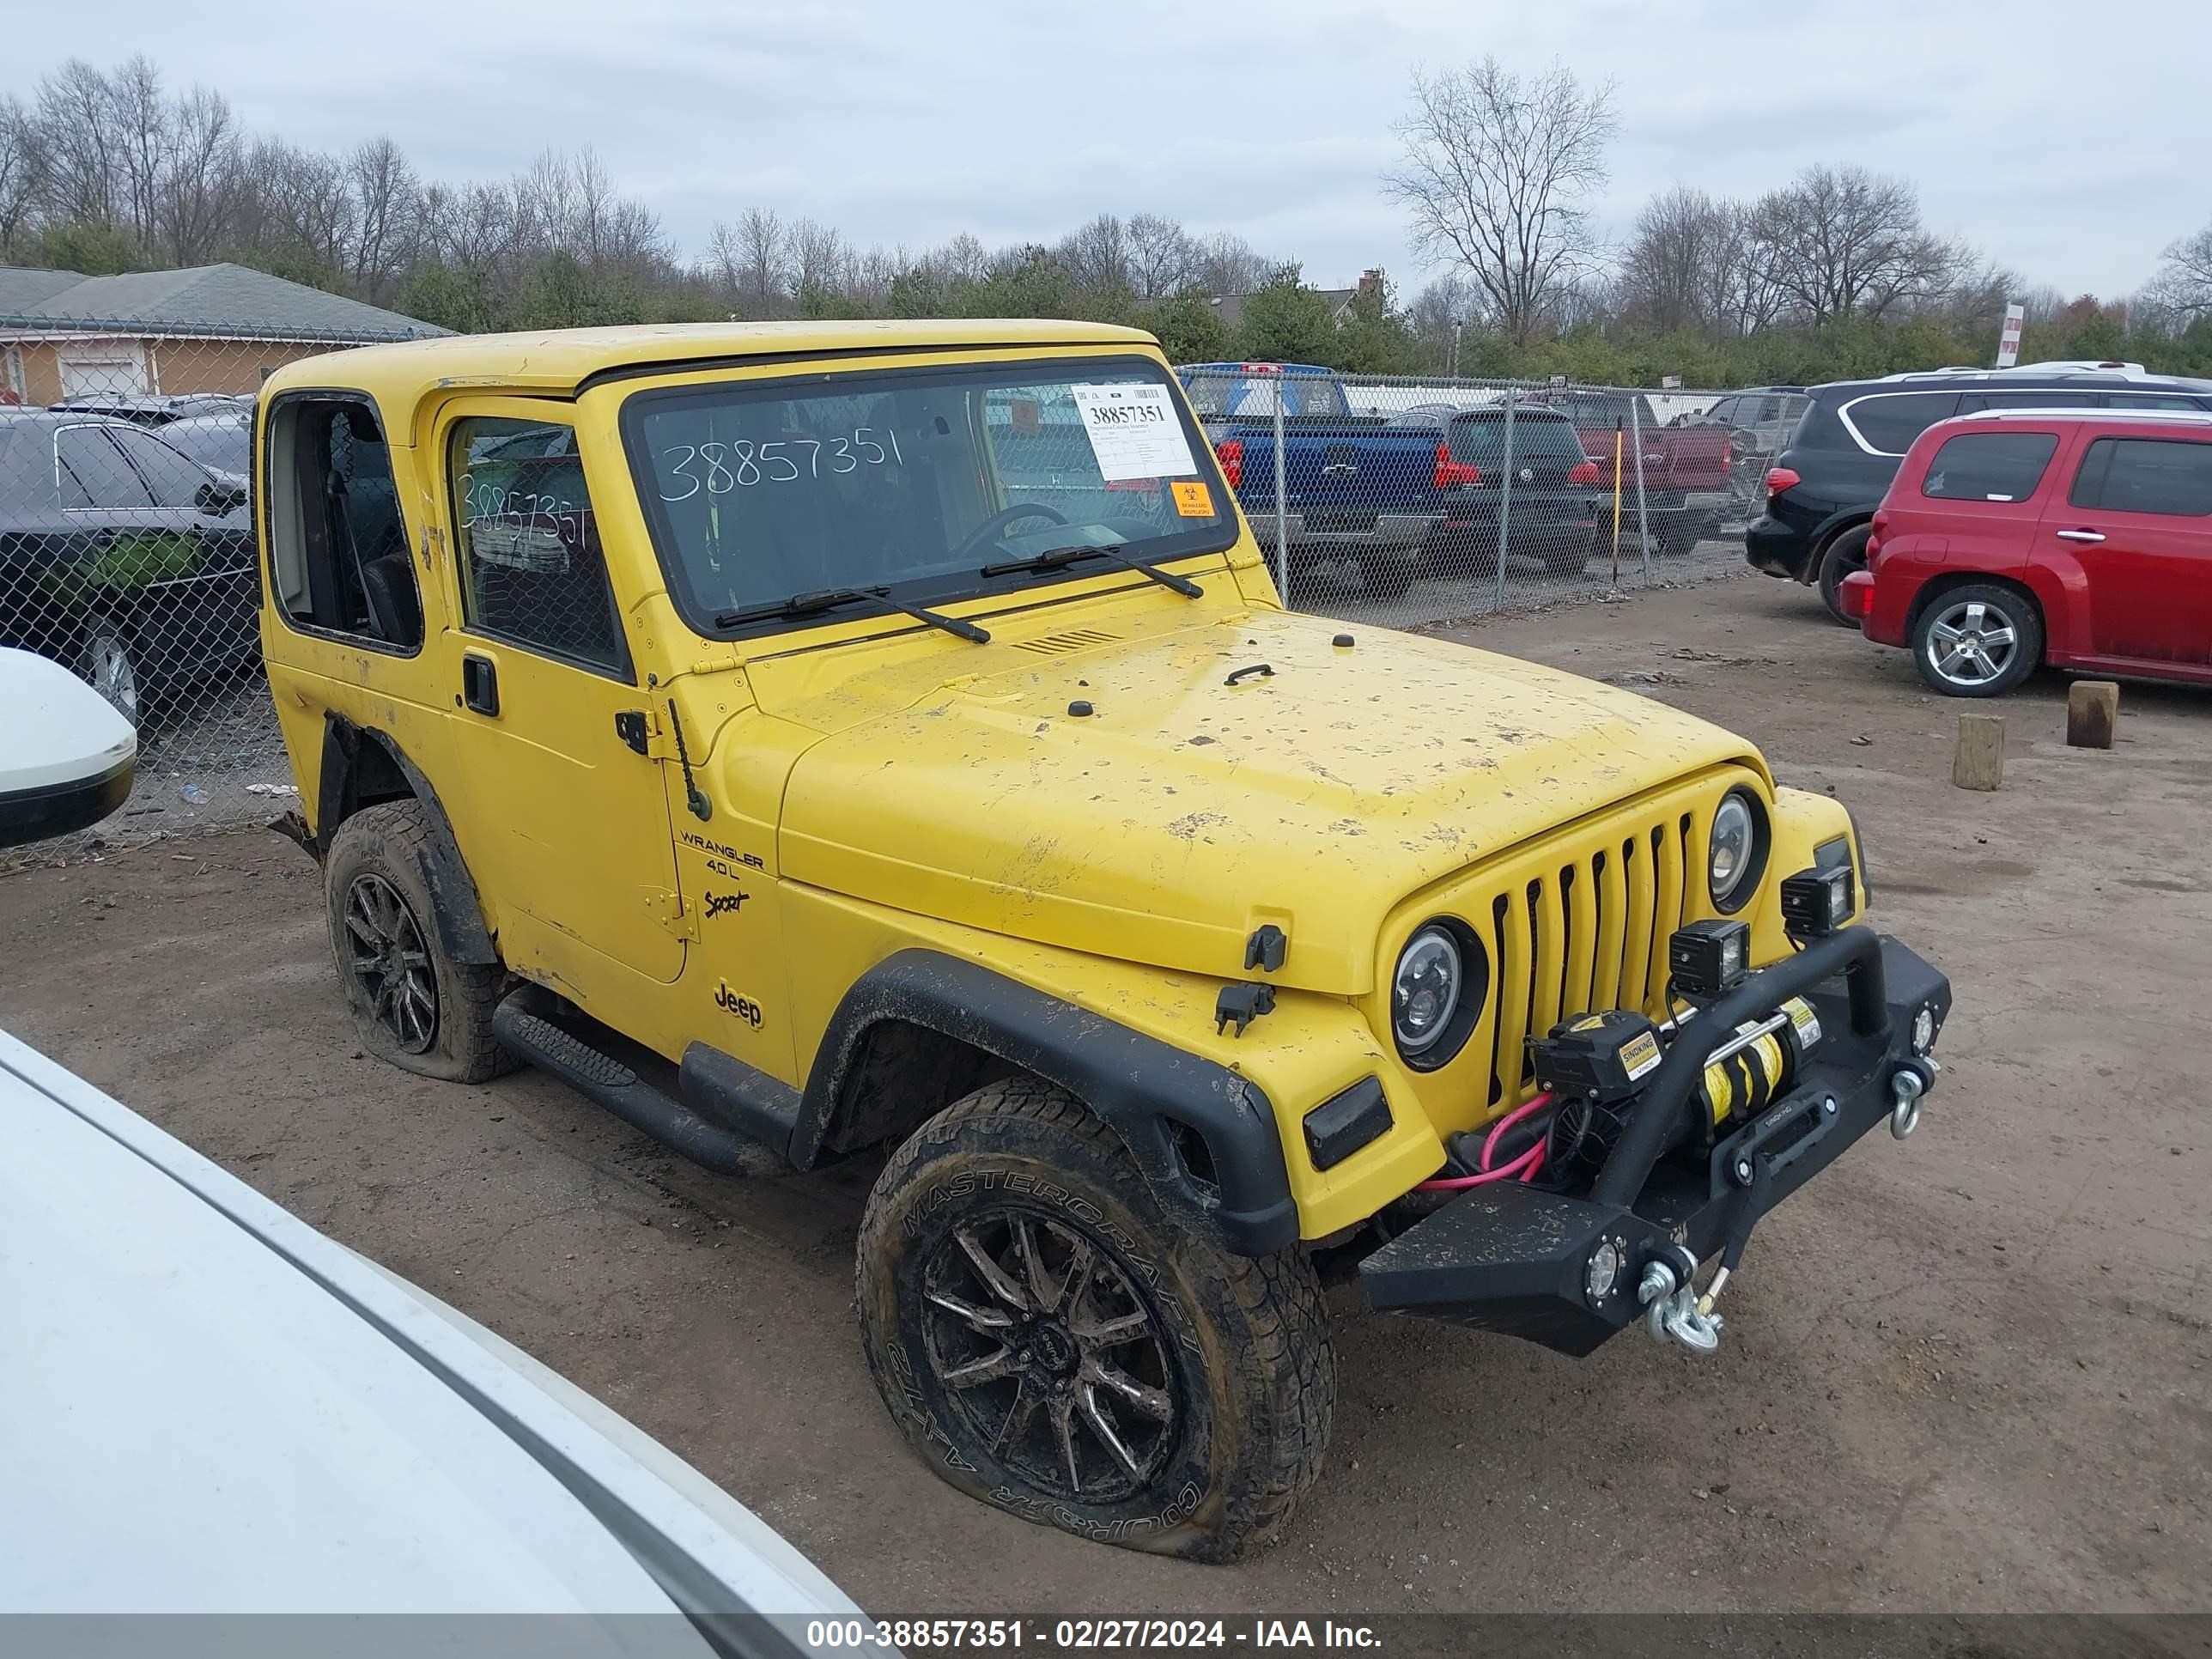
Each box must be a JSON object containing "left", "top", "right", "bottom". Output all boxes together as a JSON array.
[{"left": 2, "top": 569, "right": 2206, "bottom": 1622}]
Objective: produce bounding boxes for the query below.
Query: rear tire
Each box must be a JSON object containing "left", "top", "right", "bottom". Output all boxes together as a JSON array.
[
  {"left": 325, "top": 800, "right": 513, "bottom": 1082},
  {"left": 857, "top": 1077, "right": 1333, "bottom": 1562},
  {"left": 75, "top": 617, "right": 143, "bottom": 729},
  {"left": 1910, "top": 582, "right": 2042, "bottom": 697},
  {"left": 1656, "top": 514, "right": 1705, "bottom": 556},
  {"left": 1358, "top": 545, "right": 1420, "bottom": 599},
  {"left": 1817, "top": 526, "right": 1874, "bottom": 626},
  {"left": 1541, "top": 532, "right": 1595, "bottom": 578}
]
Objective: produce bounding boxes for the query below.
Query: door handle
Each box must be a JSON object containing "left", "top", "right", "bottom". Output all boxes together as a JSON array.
[
  {"left": 2055, "top": 528, "right": 2105, "bottom": 544},
  {"left": 461, "top": 653, "right": 500, "bottom": 715}
]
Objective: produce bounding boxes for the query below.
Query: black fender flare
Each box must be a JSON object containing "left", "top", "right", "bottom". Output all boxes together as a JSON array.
[
  {"left": 796, "top": 950, "right": 1297, "bottom": 1256},
  {"left": 313, "top": 714, "right": 498, "bottom": 966}
]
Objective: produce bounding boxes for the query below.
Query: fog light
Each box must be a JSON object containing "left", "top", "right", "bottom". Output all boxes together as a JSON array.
[
  {"left": 1669, "top": 919, "right": 1750, "bottom": 998},
  {"left": 1912, "top": 1006, "right": 1937, "bottom": 1054},
  {"left": 1585, "top": 1238, "right": 1623, "bottom": 1304},
  {"left": 1780, "top": 865, "right": 1854, "bottom": 937}
]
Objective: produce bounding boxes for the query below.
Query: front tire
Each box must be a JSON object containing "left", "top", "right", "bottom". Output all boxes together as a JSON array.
[
  {"left": 857, "top": 1078, "right": 1333, "bottom": 1562},
  {"left": 1911, "top": 582, "right": 2042, "bottom": 697},
  {"left": 325, "top": 800, "right": 513, "bottom": 1082},
  {"left": 1817, "top": 525, "right": 1874, "bottom": 626}
]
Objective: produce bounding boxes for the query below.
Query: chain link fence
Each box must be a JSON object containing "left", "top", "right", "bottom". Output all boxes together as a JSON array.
[
  {"left": 3, "top": 332, "right": 1771, "bottom": 864},
  {"left": 1, "top": 335, "right": 299, "bottom": 866},
  {"left": 1178, "top": 366, "right": 1755, "bottom": 631}
]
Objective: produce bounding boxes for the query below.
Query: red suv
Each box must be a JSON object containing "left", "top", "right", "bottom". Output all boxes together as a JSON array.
[{"left": 1840, "top": 409, "right": 2212, "bottom": 696}]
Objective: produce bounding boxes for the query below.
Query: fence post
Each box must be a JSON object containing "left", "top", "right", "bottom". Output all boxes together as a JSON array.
[
  {"left": 1271, "top": 374, "right": 1290, "bottom": 599},
  {"left": 1630, "top": 392, "right": 1653, "bottom": 582},
  {"left": 1493, "top": 390, "right": 1516, "bottom": 613}
]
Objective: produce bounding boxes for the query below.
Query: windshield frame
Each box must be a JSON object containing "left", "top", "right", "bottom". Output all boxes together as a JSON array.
[{"left": 617, "top": 350, "right": 1239, "bottom": 644}]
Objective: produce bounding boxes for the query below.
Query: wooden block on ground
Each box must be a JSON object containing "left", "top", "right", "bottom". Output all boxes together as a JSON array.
[
  {"left": 1953, "top": 712, "right": 2004, "bottom": 791},
  {"left": 2067, "top": 680, "right": 2120, "bottom": 749}
]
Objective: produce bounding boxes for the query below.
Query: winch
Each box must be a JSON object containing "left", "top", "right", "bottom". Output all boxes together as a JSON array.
[{"left": 1528, "top": 995, "right": 1826, "bottom": 1181}]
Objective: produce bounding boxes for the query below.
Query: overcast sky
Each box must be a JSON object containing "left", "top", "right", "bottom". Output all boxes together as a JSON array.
[{"left": 14, "top": 0, "right": 2206, "bottom": 300}]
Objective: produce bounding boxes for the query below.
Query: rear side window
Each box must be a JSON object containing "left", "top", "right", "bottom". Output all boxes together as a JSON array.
[
  {"left": 1842, "top": 392, "right": 1961, "bottom": 455},
  {"left": 57, "top": 426, "right": 149, "bottom": 509},
  {"left": 1958, "top": 390, "right": 2098, "bottom": 415},
  {"left": 451, "top": 416, "right": 629, "bottom": 677},
  {"left": 1921, "top": 433, "right": 2059, "bottom": 502},
  {"left": 106, "top": 426, "right": 213, "bottom": 509},
  {"left": 264, "top": 396, "right": 423, "bottom": 651},
  {"left": 2069, "top": 438, "right": 2212, "bottom": 516}
]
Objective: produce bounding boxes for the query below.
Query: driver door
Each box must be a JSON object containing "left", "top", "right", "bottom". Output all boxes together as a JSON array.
[{"left": 429, "top": 398, "right": 688, "bottom": 1006}]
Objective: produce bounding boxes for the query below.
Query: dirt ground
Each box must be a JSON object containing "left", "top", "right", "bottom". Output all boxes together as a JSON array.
[{"left": 3, "top": 572, "right": 2206, "bottom": 1618}]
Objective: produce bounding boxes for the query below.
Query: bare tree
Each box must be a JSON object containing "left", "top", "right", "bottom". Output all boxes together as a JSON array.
[
  {"left": 1126, "top": 213, "right": 1195, "bottom": 298},
  {"left": 1189, "top": 230, "right": 1269, "bottom": 298},
  {"left": 1057, "top": 213, "right": 1130, "bottom": 292},
  {"left": 787, "top": 216, "right": 850, "bottom": 304},
  {"left": 1747, "top": 166, "right": 1964, "bottom": 324},
  {"left": 157, "top": 86, "right": 239, "bottom": 264},
  {"left": 732, "top": 206, "right": 787, "bottom": 313},
  {"left": 2144, "top": 222, "right": 2212, "bottom": 325},
  {"left": 108, "top": 56, "right": 173, "bottom": 249},
  {"left": 1406, "top": 271, "right": 1475, "bottom": 371},
  {"left": 33, "top": 59, "right": 122, "bottom": 228},
  {"left": 1383, "top": 58, "right": 1617, "bottom": 344},
  {"left": 347, "top": 137, "right": 416, "bottom": 299},
  {"left": 0, "top": 94, "right": 42, "bottom": 252}
]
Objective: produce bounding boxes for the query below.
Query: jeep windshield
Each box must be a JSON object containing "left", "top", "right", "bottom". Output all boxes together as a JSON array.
[{"left": 623, "top": 357, "right": 1236, "bottom": 636}]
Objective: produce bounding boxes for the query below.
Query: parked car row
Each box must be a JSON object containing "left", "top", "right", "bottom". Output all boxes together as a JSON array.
[
  {"left": 1178, "top": 363, "right": 1731, "bottom": 596},
  {"left": 0, "top": 408, "right": 258, "bottom": 726},
  {"left": 1733, "top": 360, "right": 2212, "bottom": 699}
]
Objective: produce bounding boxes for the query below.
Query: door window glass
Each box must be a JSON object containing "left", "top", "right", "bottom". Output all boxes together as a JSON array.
[
  {"left": 57, "top": 426, "right": 149, "bottom": 508},
  {"left": 451, "top": 416, "right": 628, "bottom": 676},
  {"left": 107, "top": 425, "right": 216, "bottom": 509},
  {"left": 2069, "top": 437, "right": 2212, "bottom": 516}
]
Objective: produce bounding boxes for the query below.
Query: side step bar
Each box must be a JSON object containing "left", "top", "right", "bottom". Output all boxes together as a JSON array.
[{"left": 492, "top": 988, "right": 787, "bottom": 1176}]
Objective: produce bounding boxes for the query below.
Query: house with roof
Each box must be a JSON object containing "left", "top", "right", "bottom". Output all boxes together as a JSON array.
[{"left": 0, "top": 263, "right": 446, "bottom": 406}]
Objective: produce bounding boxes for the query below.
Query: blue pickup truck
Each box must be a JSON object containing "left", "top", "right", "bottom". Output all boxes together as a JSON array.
[{"left": 1178, "top": 363, "right": 1443, "bottom": 598}]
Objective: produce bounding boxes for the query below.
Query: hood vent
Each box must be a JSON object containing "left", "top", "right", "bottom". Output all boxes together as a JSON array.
[{"left": 1012, "top": 629, "right": 1122, "bottom": 656}]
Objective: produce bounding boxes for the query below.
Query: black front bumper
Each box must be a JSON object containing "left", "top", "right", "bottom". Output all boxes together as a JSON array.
[{"left": 1358, "top": 930, "right": 1950, "bottom": 1355}]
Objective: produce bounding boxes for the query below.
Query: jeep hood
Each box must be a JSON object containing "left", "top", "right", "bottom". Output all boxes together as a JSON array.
[{"left": 763, "top": 608, "right": 1762, "bottom": 995}]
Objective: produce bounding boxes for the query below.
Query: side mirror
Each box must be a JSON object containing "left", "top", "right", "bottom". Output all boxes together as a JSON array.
[
  {"left": 197, "top": 478, "right": 249, "bottom": 517},
  {"left": 0, "top": 648, "right": 137, "bottom": 849}
]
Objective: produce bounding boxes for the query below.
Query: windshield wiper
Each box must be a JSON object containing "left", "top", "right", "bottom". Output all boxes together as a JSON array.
[
  {"left": 978, "top": 544, "right": 1203, "bottom": 599},
  {"left": 714, "top": 586, "right": 989, "bottom": 643}
]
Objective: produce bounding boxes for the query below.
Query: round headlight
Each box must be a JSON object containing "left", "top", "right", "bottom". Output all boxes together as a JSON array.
[
  {"left": 1708, "top": 789, "right": 1765, "bottom": 913},
  {"left": 1392, "top": 927, "right": 1462, "bottom": 1057}
]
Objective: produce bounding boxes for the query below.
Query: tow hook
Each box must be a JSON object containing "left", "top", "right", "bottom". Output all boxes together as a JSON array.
[
  {"left": 1638, "top": 1248, "right": 1723, "bottom": 1353},
  {"left": 1890, "top": 1066, "right": 1928, "bottom": 1139}
]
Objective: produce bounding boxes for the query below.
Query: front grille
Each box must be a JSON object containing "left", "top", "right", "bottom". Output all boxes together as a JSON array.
[{"left": 1484, "top": 810, "right": 1696, "bottom": 1105}]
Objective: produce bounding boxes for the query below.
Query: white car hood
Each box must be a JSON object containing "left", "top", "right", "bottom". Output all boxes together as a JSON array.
[{"left": 0, "top": 1029, "right": 862, "bottom": 1638}]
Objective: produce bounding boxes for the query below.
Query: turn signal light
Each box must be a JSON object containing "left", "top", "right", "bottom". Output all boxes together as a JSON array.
[
  {"left": 1215, "top": 438, "right": 1244, "bottom": 489},
  {"left": 1765, "top": 466, "right": 1801, "bottom": 497}
]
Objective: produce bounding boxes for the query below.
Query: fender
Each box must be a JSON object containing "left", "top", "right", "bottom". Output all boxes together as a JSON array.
[
  {"left": 313, "top": 714, "right": 498, "bottom": 966},
  {"left": 796, "top": 950, "right": 1297, "bottom": 1255}
]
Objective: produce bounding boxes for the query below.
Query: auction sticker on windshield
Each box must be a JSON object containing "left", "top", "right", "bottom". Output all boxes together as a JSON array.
[{"left": 1071, "top": 382, "right": 1197, "bottom": 482}]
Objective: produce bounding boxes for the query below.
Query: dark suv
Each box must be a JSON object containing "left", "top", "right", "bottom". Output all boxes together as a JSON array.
[{"left": 1743, "top": 363, "right": 2212, "bottom": 621}]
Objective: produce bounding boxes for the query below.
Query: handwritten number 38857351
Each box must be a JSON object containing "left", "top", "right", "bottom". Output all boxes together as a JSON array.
[{"left": 657, "top": 429, "right": 904, "bottom": 501}]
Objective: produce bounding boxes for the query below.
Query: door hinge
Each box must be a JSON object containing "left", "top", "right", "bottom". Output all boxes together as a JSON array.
[
  {"left": 615, "top": 709, "right": 649, "bottom": 754},
  {"left": 647, "top": 889, "right": 696, "bottom": 940}
]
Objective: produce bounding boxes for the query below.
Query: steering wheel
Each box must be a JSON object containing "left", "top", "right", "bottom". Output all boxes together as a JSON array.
[{"left": 954, "top": 501, "right": 1068, "bottom": 561}]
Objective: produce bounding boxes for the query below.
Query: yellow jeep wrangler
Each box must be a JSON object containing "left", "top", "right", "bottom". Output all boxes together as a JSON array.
[{"left": 258, "top": 321, "right": 1950, "bottom": 1561}]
